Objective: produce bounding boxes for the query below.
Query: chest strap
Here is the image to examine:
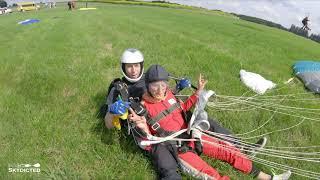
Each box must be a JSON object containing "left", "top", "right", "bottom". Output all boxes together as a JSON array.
[{"left": 147, "top": 102, "right": 181, "bottom": 132}]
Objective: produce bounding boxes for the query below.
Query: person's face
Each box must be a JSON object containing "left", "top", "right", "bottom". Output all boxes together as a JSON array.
[
  {"left": 124, "top": 63, "right": 141, "bottom": 79},
  {"left": 148, "top": 81, "right": 168, "bottom": 99}
]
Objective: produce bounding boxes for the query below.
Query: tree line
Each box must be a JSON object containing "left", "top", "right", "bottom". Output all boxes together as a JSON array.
[{"left": 232, "top": 13, "right": 320, "bottom": 44}]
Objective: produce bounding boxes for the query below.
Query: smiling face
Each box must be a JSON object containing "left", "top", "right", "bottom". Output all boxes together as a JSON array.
[
  {"left": 124, "top": 63, "right": 141, "bottom": 79},
  {"left": 148, "top": 80, "right": 168, "bottom": 100}
]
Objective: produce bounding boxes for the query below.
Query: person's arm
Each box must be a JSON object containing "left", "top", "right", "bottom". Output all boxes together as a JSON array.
[
  {"left": 104, "top": 87, "right": 117, "bottom": 129},
  {"left": 181, "top": 74, "right": 207, "bottom": 111},
  {"left": 105, "top": 112, "right": 116, "bottom": 129},
  {"left": 180, "top": 93, "right": 198, "bottom": 111}
]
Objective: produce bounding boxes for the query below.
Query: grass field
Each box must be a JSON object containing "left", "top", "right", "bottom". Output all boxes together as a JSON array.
[{"left": 0, "top": 2, "right": 320, "bottom": 179}]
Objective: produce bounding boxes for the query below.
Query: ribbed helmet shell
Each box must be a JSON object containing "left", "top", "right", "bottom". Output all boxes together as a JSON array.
[{"left": 145, "top": 64, "right": 169, "bottom": 83}]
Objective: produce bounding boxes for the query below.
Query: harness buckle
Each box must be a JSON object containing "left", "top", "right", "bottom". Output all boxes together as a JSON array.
[{"left": 151, "top": 123, "right": 160, "bottom": 131}]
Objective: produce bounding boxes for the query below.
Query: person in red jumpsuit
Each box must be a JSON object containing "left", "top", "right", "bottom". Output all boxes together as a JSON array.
[{"left": 128, "top": 64, "right": 291, "bottom": 180}]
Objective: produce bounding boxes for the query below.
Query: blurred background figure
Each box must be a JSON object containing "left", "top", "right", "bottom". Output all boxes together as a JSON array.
[{"left": 301, "top": 16, "right": 311, "bottom": 31}]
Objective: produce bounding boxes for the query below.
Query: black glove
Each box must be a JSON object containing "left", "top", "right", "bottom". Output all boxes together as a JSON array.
[{"left": 194, "top": 139, "right": 203, "bottom": 155}]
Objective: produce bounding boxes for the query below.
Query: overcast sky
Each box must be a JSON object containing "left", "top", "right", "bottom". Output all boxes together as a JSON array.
[{"left": 146, "top": 0, "right": 320, "bottom": 35}]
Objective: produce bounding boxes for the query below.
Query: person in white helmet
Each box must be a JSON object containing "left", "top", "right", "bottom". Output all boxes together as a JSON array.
[
  {"left": 104, "top": 48, "right": 146, "bottom": 129},
  {"left": 120, "top": 48, "right": 145, "bottom": 83}
]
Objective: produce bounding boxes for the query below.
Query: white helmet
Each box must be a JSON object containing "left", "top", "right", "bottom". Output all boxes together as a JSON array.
[{"left": 120, "top": 48, "right": 144, "bottom": 83}]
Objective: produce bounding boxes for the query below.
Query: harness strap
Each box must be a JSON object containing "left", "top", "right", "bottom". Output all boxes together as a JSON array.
[
  {"left": 155, "top": 128, "right": 174, "bottom": 137},
  {"left": 148, "top": 102, "right": 181, "bottom": 131}
]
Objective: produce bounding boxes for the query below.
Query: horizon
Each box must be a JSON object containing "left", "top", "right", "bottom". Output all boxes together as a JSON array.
[
  {"left": 5, "top": 0, "right": 320, "bottom": 35},
  {"left": 145, "top": 0, "right": 320, "bottom": 35}
]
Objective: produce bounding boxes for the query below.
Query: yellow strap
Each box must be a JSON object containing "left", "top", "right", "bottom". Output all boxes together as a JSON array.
[
  {"left": 119, "top": 110, "right": 128, "bottom": 120},
  {"left": 112, "top": 110, "right": 129, "bottom": 130},
  {"left": 112, "top": 116, "right": 121, "bottom": 130}
]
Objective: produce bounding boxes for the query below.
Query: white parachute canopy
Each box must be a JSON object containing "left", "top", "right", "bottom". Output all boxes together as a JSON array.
[{"left": 240, "top": 70, "right": 276, "bottom": 94}]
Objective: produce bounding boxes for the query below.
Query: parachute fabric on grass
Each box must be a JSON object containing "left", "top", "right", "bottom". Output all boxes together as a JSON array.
[
  {"left": 240, "top": 70, "right": 276, "bottom": 94},
  {"left": 79, "top": 8, "right": 97, "bottom": 10},
  {"left": 18, "top": 19, "right": 40, "bottom": 25},
  {"left": 293, "top": 61, "right": 320, "bottom": 93}
]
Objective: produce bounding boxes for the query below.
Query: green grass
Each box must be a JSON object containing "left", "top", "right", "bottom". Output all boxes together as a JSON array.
[
  {"left": 0, "top": 2, "right": 320, "bottom": 179},
  {"left": 79, "top": 0, "right": 205, "bottom": 10}
]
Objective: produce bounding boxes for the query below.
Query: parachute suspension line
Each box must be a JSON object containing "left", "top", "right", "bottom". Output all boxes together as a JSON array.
[
  {"left": 211, "top": 95, "right": 320, "bottom": 122},
  {"left": 215, "top": 90, "right": 254, "bottom": 106},
  {"left": 240, "top": 99, "right": 320, "bottom": 121},
  {"left": 202, "top": 129, "right": 320, "bottom": 155},
  {"left": 200, "top": 139, "right": 320, "bottom": 179},
  {"left": 213, "top": 94, "right": 320, "bottom": 113},
  {"left": 247, "top": 96, "right": 320, "bottom": 103},
  {"left": 206, "top": 98, "right": 316, "bottom": 143},
  {"left": 251, "top": 156, "right": 320, "bottom": 179},
  {"left": 208, "top": 106, "right": 255, "bottom": 112},
  {"left": 256, "top": 101, "right": 320, "bottom": 112},
  {"left": 264, "top": 145, "right": 320, "bottom": 149},
  {"left": 248, "top": 97, "right": 320, "bottom": 103},
  {"left": 250, "top": 146, "right": 320, "bottom": 156},
  {"left": 199, "top": 138, "right": 320, "bottom": 179},
  {"left": 234, "top": 111, "right": 277, "bottom": 136},
  {"left": 211, "top": 91, "right": 319, "bottom": 108},
  {"left": 234, "top": 96, "right": 288, "bottom": 137},
  {"left": 204, "top": 117, "right": 305, "bottom": 141},
  {"left": 203, "top": 130, "right": 295, "bottom": 153},
  {"left": 200, "top": 138, "right": 320, "bottom": 162},
  {"left": 208, "top": 93, "right": 259, "bottom": 107},
  {"left": 241, "top": 91, "right": 316, "bottom": 97}
]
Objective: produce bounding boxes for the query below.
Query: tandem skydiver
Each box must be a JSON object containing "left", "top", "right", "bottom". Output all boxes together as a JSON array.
[{"left": 102, "top": 48, "right": 269, "bottom": 179}]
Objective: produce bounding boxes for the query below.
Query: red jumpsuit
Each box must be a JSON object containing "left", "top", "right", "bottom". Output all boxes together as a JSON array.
[{"left": 142, "top": 90, "right": 253, "bottom": 180}]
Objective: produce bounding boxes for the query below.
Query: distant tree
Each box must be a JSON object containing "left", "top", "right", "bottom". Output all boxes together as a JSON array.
[
  {"left": 0, "top": 0, "right": 7, "bottom": 8},
  {"left": 310, "top": 33, "right": 320, "bottom": 43},
  {"left": 12, "top": 3, "right": 18, "bottom": 7},
  {"left": 234, "top": 14, "right": 287, "bottom": 31},
  {"left": 289, "top": 24, "right": 309, "bottom": 38}
]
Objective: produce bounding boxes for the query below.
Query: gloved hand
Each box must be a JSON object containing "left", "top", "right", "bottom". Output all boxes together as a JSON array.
[
  {"left": 176, "top": 78, "right": 191, "bottom": 90},
  {"left": 108, "top": 99, "right": 130, "bottom": 115}
]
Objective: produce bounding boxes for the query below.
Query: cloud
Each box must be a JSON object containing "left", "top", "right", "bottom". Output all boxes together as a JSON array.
[
  {"left": 164, "top": 0, "right": 320, "bottom": 34},
  {"left": 252, "top": 4, "right": 280, "bottom": 19}
]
